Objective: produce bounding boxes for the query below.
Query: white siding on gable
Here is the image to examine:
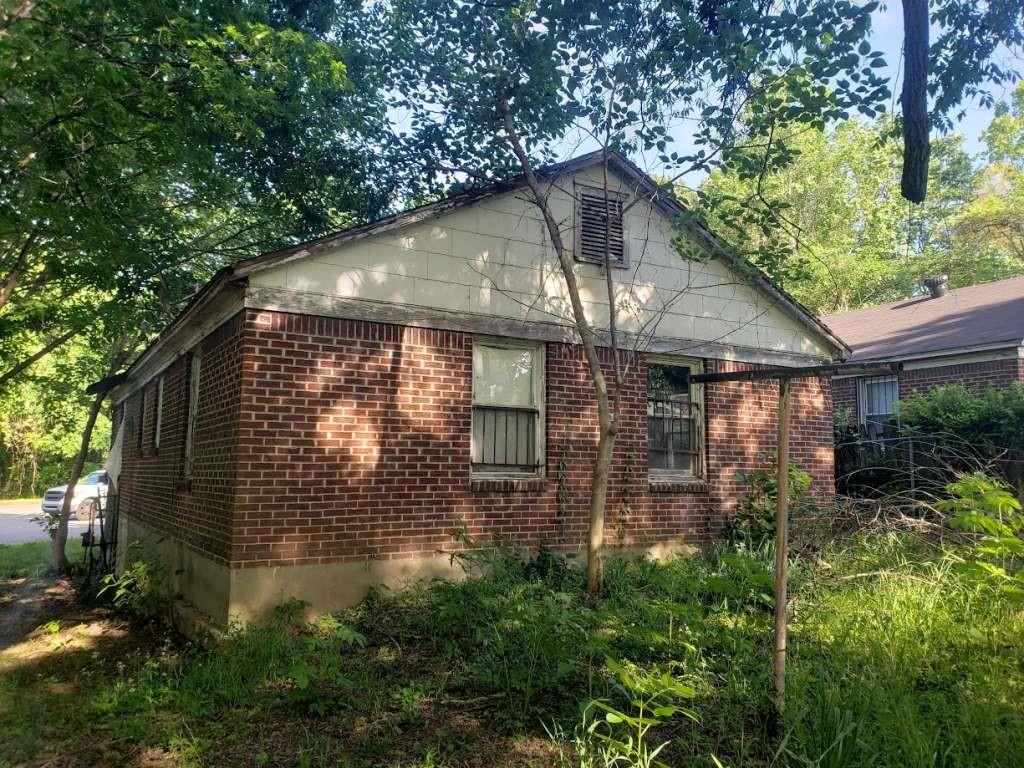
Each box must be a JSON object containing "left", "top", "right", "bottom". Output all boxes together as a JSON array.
[{"left": 249, "top": 166, "right": 834, "bottom": 360}]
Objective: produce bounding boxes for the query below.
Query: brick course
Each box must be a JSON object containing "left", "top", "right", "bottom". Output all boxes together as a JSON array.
[{"left": 119, "top": 309, "right": 835, "bottom": 571}]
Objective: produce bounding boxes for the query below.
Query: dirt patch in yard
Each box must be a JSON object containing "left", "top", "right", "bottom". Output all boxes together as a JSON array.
[
  {"left": 0, "top": 574, "right": 168, "bottom": 767},
  {"left": 0, "top": 576, "right": 78, "bottom": 651},
  {"left": 0, "top": 575, "right": 564, "bottom": 768}
]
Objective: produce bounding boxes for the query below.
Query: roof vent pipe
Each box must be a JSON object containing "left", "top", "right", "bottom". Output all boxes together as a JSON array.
[{"left": 923, "top": 274, "right": 949, "bottom": 299}]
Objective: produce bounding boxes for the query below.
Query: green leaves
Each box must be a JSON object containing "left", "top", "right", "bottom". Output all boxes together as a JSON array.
[
  {"left": 938, "top": 472, "right": 1024, "bottom": 601},
  {"left": 698, "top": 116, "right": 1021, "bottom": 314},
  {"left": 0, "top": 0, "right": 396, "bottom": 355},
  {"left": 0, "top": 0, "right": 400, "bottom": 476},
  {"left": 574, "top": 657, "right": 698, "bottom": 768},
  {"left": 385, "top": 0, "right": 887, "bottom": 197}
]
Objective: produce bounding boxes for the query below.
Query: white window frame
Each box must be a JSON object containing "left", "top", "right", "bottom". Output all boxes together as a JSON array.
[
  {"left": 647, "top": 355, "right": 705, "bottom": 481},
  {"left": 184, "top": 350, "right": 202, "bottom": 477},
  {"left": 471, "top": 337, "right": 545, "bottom": 478},
  {"left": 857, "top": 375, "right": 899, "bottom": 437},
  {"left": 574, "top": 183, "right": 629, "bottom": 268},
  {"left": 154, "top": 375, "right": 164, "bottom": 450}
]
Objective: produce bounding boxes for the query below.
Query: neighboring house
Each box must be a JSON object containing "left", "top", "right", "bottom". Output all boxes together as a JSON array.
[
  {"left": 108, "top": 151, "right": 843, "bottom": 629},
  {"left": 824, "top": 275, "right": 1024, "bottom": 438}
]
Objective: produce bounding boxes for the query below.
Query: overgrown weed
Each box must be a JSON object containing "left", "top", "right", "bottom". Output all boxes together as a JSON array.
[{"left": 1, "top": 517, "right": 1022, "bottom": 767}]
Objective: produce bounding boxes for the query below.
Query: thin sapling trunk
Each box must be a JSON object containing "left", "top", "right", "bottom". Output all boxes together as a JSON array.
[
  {"left": 500, "top": 102, "right": 619, "bottom": 595},
  {"left": 52, "top": 388, "right": 106, "bottom": 571}
]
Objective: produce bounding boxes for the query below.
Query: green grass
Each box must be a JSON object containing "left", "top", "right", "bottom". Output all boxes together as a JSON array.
[
  {"left": 0, "top": 540, "right": 51, "bottom": 579},
  {"left": 0, "top": 532, "right": 1021, "bottom": 767},
  {"left": 0, "top": 539, "right": 83, "bottom": 579}
]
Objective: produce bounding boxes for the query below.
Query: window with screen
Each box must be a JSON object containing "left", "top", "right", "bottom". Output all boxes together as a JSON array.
[
  {"left": 471, "top": 340, "right": 544, "bottom": 474},
  {"left": 575, "top": 186, "right": 626, "bottom": 267},
  {"left": 647, "top": 359, "right": 703, "bottom": 477},
  {"left": 857, "top": 375, "right": 899, "bottom": 440},
  {"left": 137, "top": 387, "right": 147, "bottom": 452}
]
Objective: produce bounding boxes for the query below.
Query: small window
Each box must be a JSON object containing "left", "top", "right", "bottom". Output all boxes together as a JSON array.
[
  {"left": 184, "top": 350, "right": 202, "bottom": 476},
  {"left": 858, "top": 375, "right": 898, "bottom": 441},
  {"left": 471, "top": 340, "right": 544, "bottom": 474},
  {"left": 647, "top": 358, "right": 703, "bottom": 478},
  {"left": 154, "top": 375, "right": 164, "bottom": 450},
  {"left": 575, "top": 185, "right": 626, "bottom": 267}
]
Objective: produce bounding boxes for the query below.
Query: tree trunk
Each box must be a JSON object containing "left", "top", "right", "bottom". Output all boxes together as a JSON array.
[
  {"left": 500, "top": 102, "right": 618, "bottom": 595},
  {"left": 52, "top": 389, "right": 105, "bottom": 571},
  {"left": 586, "top": 415, "right": 616, "bottom": 592},
  {"left": 900, "top": 0, "right": 930, "bottom": 203}
]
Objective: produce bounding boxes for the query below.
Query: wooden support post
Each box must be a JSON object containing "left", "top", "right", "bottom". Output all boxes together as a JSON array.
[{"left": 773, "top": 376, "right": 792, "bottom": 713}]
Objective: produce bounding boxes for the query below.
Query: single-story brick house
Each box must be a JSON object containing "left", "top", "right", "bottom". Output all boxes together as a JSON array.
[
  {"left": 824, "top": 274, "right": 1024, "bottom": 438},
  {"left": 107, "top": 151, "right": 844, "bottom": 628}
]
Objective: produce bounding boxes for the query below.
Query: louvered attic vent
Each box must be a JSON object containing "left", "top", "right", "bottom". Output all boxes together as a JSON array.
[{"left": 576, "top": 188, "right": 626, "bottom": 267}]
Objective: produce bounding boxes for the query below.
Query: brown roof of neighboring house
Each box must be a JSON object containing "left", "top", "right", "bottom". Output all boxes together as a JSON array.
[{"left": 821, "top": 275, "right": 1024, "bottom": 362}]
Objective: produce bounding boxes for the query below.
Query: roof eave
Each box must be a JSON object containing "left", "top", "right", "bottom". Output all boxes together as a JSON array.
[
  {"left": 844, "top": 339, "right": 1024, "bottom": 365},
  {"left": 108, "top": 266, "right": 238, "bottom": 392}
]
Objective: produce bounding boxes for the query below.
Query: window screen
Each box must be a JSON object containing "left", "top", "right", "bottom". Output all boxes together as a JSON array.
[
  {"left": 184, "top": 351, "right": 202, "bottom": 476},
  {"left": 154, "top": 375, "right": 164, "bottom": 450},
  {"left": 471, "top": 342, "right": 543, "bottom": 471},
  {"left": 647, "top": 362, "right": 700, "bottom": 474},
  {"left": 858, "top": 375, "right": 899, "bottom": 440}
]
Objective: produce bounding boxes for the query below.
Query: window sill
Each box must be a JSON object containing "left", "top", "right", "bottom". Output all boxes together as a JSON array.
[
  {"left": 471, "top": 476, "right": 546, "bottom": 493},
  {"left": 649, "top": 477, "right": 708, "bottom": 494}
]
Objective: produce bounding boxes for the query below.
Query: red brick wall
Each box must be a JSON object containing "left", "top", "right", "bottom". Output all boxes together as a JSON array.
[
  {"left": 833, "top": 356, "right": 1023, "bottom": 426},
  {"left": 118, "top": 310, "right": 835, "bottom": 570},
  {"left": 833, "top": 376, "right": 857, "bottom": 421},
  {"left": 225, "top": 310, "right": 834, "bottom": 569},
  {"left": 118, "top": 312, "right": 245, "bottom": 564},
  {"left": 707, "top": 362, "right": 834, "bottom": 510},
  {"left": 898, "top": 358, "right": 1023, "bottom": 400}
]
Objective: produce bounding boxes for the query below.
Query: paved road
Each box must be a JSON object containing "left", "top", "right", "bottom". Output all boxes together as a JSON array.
[{"left": 0, "top": 502, "right": 92, "bottom": 545}]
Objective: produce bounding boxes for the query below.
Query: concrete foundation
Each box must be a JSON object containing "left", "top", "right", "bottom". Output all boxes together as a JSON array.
[
  {"left": 118, "top": 513, "right": 699, "bottom": 637},
  {"left": 118, "top": 513, "right": 467, "bottom": 633}
]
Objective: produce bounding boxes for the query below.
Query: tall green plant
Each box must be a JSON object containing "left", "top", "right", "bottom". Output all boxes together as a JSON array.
[
  {"left": 730, "top": 459, "right": 813, "bottom": 546},
  {"left": 939, "top": 473, "right": 1024, "bottom": 600},
  {"left": 558, "top": 657, "right": 697, "bottom": 768}
]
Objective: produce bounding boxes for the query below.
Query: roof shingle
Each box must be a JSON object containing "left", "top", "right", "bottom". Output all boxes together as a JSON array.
[{"left": 821, "top": 275, "right": 1024, "bottom": 362}]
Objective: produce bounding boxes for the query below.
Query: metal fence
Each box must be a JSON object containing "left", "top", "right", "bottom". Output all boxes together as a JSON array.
[
  {"left": 835, "top": 428, "right": 1024, "bottom": 501},
  {"left": 80, "top": 491, "right": 119, "bottom": 586}
]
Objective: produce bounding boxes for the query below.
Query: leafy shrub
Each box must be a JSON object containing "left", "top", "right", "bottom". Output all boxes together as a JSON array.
[
  {"left": 98, "top": 544, "right": 168, "bottom": 619},
  {"left": 728, "top": 458, "right": 813, "bottom": 545},
  {"left": 899, "top": 383, "right": 1024, "bottom": 487},
  {"left": 939, "top": 472, "right": 1024, "bottom": 600}
]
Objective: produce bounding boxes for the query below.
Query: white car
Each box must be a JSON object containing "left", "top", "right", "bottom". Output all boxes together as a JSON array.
[{"left": 41, "top": 470, "right": 109, "bottom": 520}]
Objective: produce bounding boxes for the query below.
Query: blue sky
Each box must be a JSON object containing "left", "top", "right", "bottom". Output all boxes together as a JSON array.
[
  {"left": 871, "top": 2, "right": 1010, "bottom": 157},
  {"left": 592, "top": 4, "right": 1017, "bottom": 185}
]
